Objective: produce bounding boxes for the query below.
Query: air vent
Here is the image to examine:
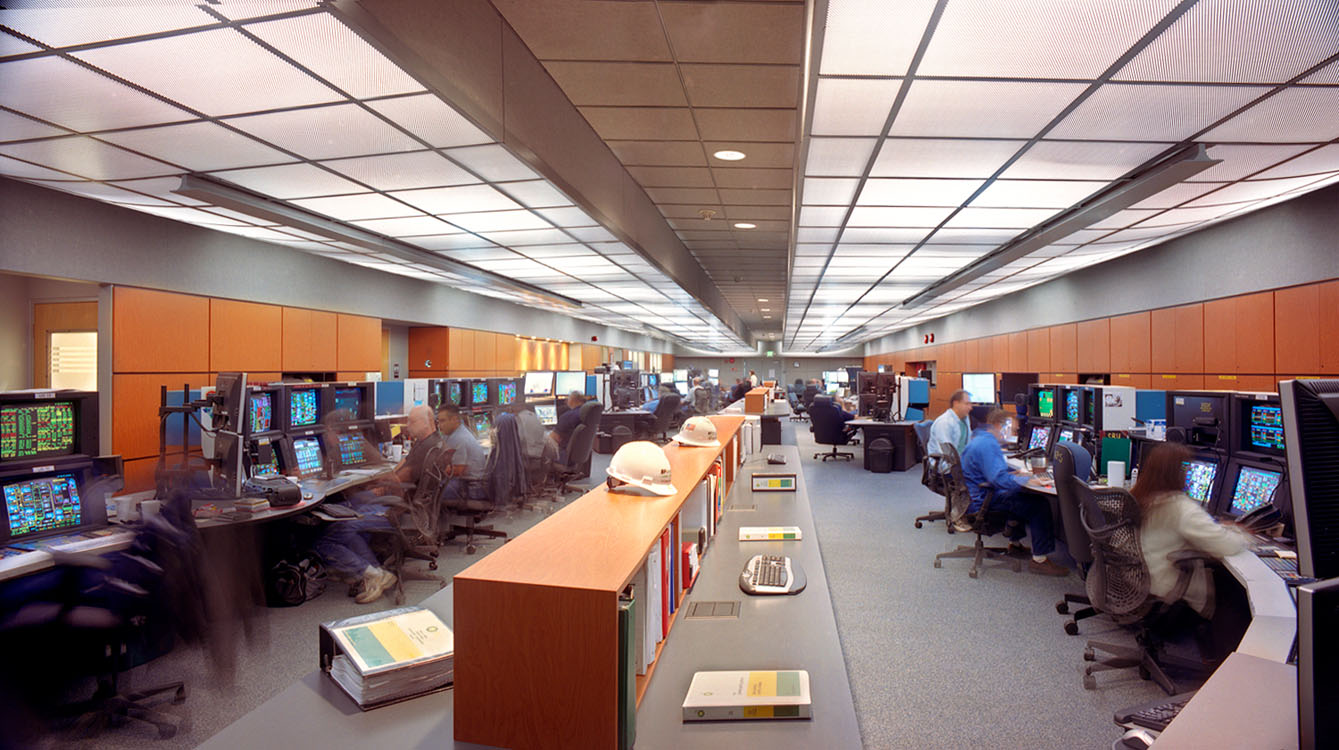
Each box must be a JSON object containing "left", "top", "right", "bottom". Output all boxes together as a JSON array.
[{"left": 684, "top": 601, "right": 740, "bottom": 620}]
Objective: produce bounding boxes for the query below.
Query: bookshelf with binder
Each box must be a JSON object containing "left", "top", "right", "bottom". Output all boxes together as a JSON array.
[{"left": 452, "top": 415, "right": 743, "bottom": 750}]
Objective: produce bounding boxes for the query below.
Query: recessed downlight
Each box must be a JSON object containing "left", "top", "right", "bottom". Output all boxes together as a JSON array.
[
  {"left": 713, "top": 149, "right": 746, "bottom": 161},
  {"left": 757, "top": 298, "right": 769, "bottom": 302},
  {"left": 733, "top": 222, "right": 756, "bottom": 229}
]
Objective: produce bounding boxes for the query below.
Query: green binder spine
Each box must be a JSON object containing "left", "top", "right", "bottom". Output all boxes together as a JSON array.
[{"left": 618, "top": 587, "right": 637, "bottom": 750}]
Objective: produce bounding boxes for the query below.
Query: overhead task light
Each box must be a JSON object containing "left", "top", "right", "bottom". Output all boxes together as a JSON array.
[
  {"left": 713, "top": 150, "right": 747, "bottom": 161},
  {"left": 900, "top": 143, "right": 1221, "bottom": 308},
  {"left": 734, "top": 222, "right": 757, "bottom": 229},
  {"left": 173, "top": 174, "right": 583, "bottom": 310}
]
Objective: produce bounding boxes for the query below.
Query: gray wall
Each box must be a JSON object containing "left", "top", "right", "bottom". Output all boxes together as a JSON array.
[
  {"left": 384, "top": 324, "right": 409, "bottom": 380},
  {"left": 674, "top": 355, "right": 860, "bottom": 387},
  {"left": 866, "top": 181, "right": 1339, "bottom": 355},
  {"left": 0, "top": 177, "right": 672, "bottom": 354},
  {"left": 0, "top": 273, "right": 27, "bottom": 391}
]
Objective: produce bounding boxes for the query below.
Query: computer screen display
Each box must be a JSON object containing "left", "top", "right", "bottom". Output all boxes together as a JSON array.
[
  {"left": 554, "top": 371, "right": 585, "bottom": 395},
  {"left": 249, "top": 392, "right": 274, "bottom": 433},
  {"left": 498, "top": 382, "right": 518, "bottom": 406},
  {"left": 1, "top": 402, "right": 76, "bottom": 461},
  {"left": 447, "top": 381, "right": 463, "bottom": 406},
  {"left": 647, "top": 373, "right": 659, "bottom": 387},
  {"left": 1028, "top": 425, "right": 1050, "bottom": 451},
  {"left": 1182, "top": 459, "right": 1218, "bottom": 505},
  {"left": 962, "top": 373, "right": 994, "bottom": 404},
  {"left": 4, "top": 473, "right": 81, "bottom": 537},
  {"left": 1085, "top": 391, "right": 1096, "bottom": 427},
  {"left": 1037, "top": 390, "right": 1055, "bottom": 419},
  {"left": 1249, "top": 404, "right": 1285, "bottom": 453},
  {"left": 673, "top": 369, "right": 688, "bottom": 383},
  {"left": 660, "top": 372, "right": 673, "bottom": 385},
  {"left": 524, "top": 372, "right": 554, "bottom": 397},
  {"left": 334, "top": 387, "right": 363, "bottom": 417},
  {"left": 471, "top": 381, "right": 490, "bottom": 407},
  {"left": 1065, "top": 389, "right": 1081, "bottom": 423},
  {"left": 1056, "top": 427, "right": 1078, "bottom": 445},
  {"left": 535, "top": 404, "right": 557, "bottom": 426},
  {"left": 1230, "top": 466, "right": 1283, "bottom": 515},
  {"left": 292, "top": 436, "right": 324, "bottom": 478},
  {"left": 708, "top": 369, "right": 720, "bottom": 378},
  {"left": 251, "top": 449, "right": 280, "bottom": 478},
  {"left": 335, "top": 432, "right": 370, "bottom": 467},
  {"left": 289, "top": 389, "right": 320, "bottom": 428},
  {"left": 472, "top": 414, "right": 491, "bottom": 441},
  {"left": 826, "top": 383, "right": 841, "bottom": 396}
]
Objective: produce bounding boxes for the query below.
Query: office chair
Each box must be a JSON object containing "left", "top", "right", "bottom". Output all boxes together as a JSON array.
[
  {"left": 808, "top": 396, "right": 854, "bottom": 462},
  {"left": 933, "top": 444, "right": 1023, "bottom": 578},
  {"left": 1051, "top": 441, "right": 1097, "bottom": 634},
  {"left": 555, "top": 400, "right": 603, "bottom": 495},
  {"left": 413, "top": 441, "right": 507, "bottom": 556},
  {"left": 912, "top": 419, "right": 947, "bottom": 529},
  {"left": 637, "top": 393, "right": 681, "bottom": 442},
  {"left": 369, "top": 443, "right": 451, "bottom": 600},
  {"left": 1072, "top": 482, "right": 1213, "bottom": 694},
  {"left": 787, "top": 391, "right": 808, "bottom": 422},
  {"left": 801, "top": 384, "right": 819, "bottom": 409}
]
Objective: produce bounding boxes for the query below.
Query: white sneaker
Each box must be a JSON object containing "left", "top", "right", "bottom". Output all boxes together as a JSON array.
[{"left": 355, "top": 567, "right": 397, "bottom": 604}]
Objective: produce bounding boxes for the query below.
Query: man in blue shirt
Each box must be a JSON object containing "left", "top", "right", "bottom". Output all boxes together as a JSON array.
[
  {"left": 548, "top": 391, "right": 586, "bottom": 464},
  {"left": 436, "top": 404, "right": 488, "bottom": 500},
  {"left": 961, "top": 408, "right": 1067, "bottom": 576},
  {"left": 927, "top": 389, "right": 972, "bottom": 469}
]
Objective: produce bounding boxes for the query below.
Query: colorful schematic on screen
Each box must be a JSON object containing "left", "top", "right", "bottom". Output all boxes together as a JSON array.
[
  {"left": 1065, "top": 390, "right": 1081, "bottom": 422},
  {"left": 448, "top": 382, "right": 463, "bottom": 406},
  {"left": 251, "top": 449, "right": 280, "bottom": 478},
  {"left": 336, "top": 433, "right": 368, "bottom": 467},
  {"left": 1056, "top": 427, "right": 1078, "bottom": 445},
  {"left": 1182, "top": 460, "right": 1218, "bottom": 505},
  {"left": 1231, "top": 466, "right": 1283, "bottom": 515},
  {"left": 4, "top": 474, "right": 81, "bottom": 536},
  {"left": 292, "top": 436, "right": 324, "bottom": 477},
  {"left": 1, "top": 402, "right": 76, "bottom": 461},
  {"left": 1037, "top": 391, "right": 1055, "bottom": 419},
  {"left": 1028, "top": 426, "right": 1050, "bottom": 451},
  {"left": 471, "top": 381, "right": 489, "bottom": 406},
  {"left": 472, "top": 414, "right": 490, "bottom": 441},
  {"left": 498, "top": 382, "right": 517, "bottom": 406},
  {"left": 290, "top": 389, "right": 319, "bottom": 428},
  {"left": 334, "top": 387, "right": 362, "bottom": 417},
  {"left": 249, "top": 393, "right": 273, "bottom": 433},
  {"left": 1249, "top": 405, "right": 1285, "bottom": 452}
]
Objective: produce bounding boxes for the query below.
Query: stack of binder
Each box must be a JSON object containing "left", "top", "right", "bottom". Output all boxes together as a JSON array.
[{"left": 319, "top": 606, "right": 454, "bottom": 709}]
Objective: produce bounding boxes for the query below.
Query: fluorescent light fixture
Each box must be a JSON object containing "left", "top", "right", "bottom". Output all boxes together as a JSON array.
[
  {"left": 757, "top": 298, "right": 769, "bottom": 302},
  {"left": 733, "top": 222, "right": 757, "bottom": 229},
  {"left": 712, "top": 149, "right": 747, "bottom": 161},
  {"left": 901, "top": 143, "right": 1220, "bottom": 307},
  {"left": 174, "top": 173, "right": 582, "bottom": 310}
]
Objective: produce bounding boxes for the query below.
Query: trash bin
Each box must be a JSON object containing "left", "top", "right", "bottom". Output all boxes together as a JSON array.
[{"left": 865, "top": 436, "right": 894, "bottom": 473}]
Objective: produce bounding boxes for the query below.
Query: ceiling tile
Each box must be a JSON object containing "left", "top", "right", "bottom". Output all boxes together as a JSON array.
[
  {"left": 1050, "top": 83, "right": 1268, "bottom": 141},
  {"left": 1000, "top": 140, "right": 1171, "bottom": 180},
  {"left": 660, "top": 204, "right": 723, "bottom": 219},
  {"left": 75, "top": 28, "right": 341, "bottom": 116},
  {"left": 680, "top": 63, "right": 800, "bottom": 108},
  {"left": 703, "top": 141, "right": 795, "bottom": 168},
  {"left": 501, "top": 179, "right": 573, "bottom": 208},
  {"left": 694, "top": 107, "right": 797, "bottom": 143},
  {"left": 390, "top": 183, "right": 522, "bottom": 214},
  {"left": 225, "top": 102, "right": 424, "bottom": 159},
  {"left": 626, "top": 165, "right": 715, "bottom": 188},
  {"left": 643, "top": 186, "right": 722, "bottom": 204},
  {"left": 717, "top": 187, "right": 792, "bottom": 205},
  {"left": 366, "top": 93, "right": 493, "bottom": 148},
  {"left": 721, "top": 205, "right": 791, "bottom": 221},
  {"left": 544, "top": 61, "right": 687, "bottom": 106},
  {"left": 0, "top": 5, "right": 217, "bottom": 48},
  {"left": 847, "top": 205, "right": 956, "bottom": 227},
  {"left": 0, "top": 156, "right": 85, "bottom": 181},
  {"left": 96, "top": 121, "right": 295, "bottom": 172},
  {"left": 578, "top": 106, "right": 698, "bottom": 140},
  {"left": 711, "top": 167, "right": 792, "bottom": 189},
  {"left": 891, "top": 79, "right": 1088, "bottom": 138},
  {"left": 819, "top": 0, "right": 938, "bottom": 75},
  {"left": 872, "top": 138, "right": 1025, "bottom": 178},
  {"left": 244, "top": 13, "right": 426, "bottom": 99},
  {"left": 858, "top": 177, "right": 984, "bottom": 207},
  {"left": 805, "top": 137, "right": 877, "bottom": 177},
  {"left": 1195, "top": 143, "right": 1315, "bottom": 180},
  {"left": 291, "top": 192, "right": 418, "bottom": 221},
  {"left": 0, "top": 135, "right": 178, "bottom": 180},
  {"left": 970, "top": 179, "right": 1106, "bottom": 209},
  {"left": 209, "top": 162, "right": 364, "bottom": 199},
  {"left": 811, "top": 78, "right": 900, "bottom": 136},
  {"left": 489, "top": 0, "right": 672, "bottom": 61},
  {"left": 609, "top": 140, "right": 707, "bottom": 167},
  {"left": 943, "top": 206, "right": 1063, "bottom": 229},
  {"left": 319, "top": 151, "right": 479, "bottom": 191},
  {"left": 1201, "top": 87, "right": 1339, "bottom": 142},
  {"left": 0, "top": 109, "right": 68, "bottom": 141},
  {"left": 0, "top": 56, "right": 191, "bottom": 132},
  {"left": 1251, "top": 144, "right": 1339, "bottom": 178},
  {"left": 443, "top": 143, "right": 540, "bottom": 181},
  {"left": 658, "top": 2, "right": 804, "bottom": 64}
]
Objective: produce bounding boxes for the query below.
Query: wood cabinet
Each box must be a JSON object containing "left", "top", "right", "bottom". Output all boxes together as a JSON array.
[
  {"left": 112, "top": 287, "right": 209, "bottom": 373},
  {"left": 1204, "top": 292, "right": 1274, "bottom": 374},
  {"left": 210, "top": 299, "right": 281, "bottom": 372},
  {"left": 1049, "top": 323, "right": 1077, "bottom": 372},
  {"left": 336, "top": 314, "right": 381, "bottom": 373},
  {"left": 408, "top": 327, "right": 450, "bottom": 373},
  {"left": 282, "top": 307, "right": 337, "bottom": 371},
  {"left": 1027, "top": 328, "right": 1051, "bottom": 372},
  {"left": 1076, "top": 318, "right": 1110, "bottom": 373},
  {"left": 1109, "top": 311, "right": 1151, "bottom": 373}
]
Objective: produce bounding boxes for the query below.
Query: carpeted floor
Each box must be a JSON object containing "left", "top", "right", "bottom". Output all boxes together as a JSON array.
[{"left": 50, "top": 421, "right": 1180, "bottom": 749}]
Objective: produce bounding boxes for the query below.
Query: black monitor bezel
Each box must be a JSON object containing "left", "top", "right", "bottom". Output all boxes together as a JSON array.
[
  {"left": 1213, "top": 455, "right": 1288, "bottom": 519},
  {"left": 1228, "top": 392, "right": 1284, "bottom": 459},
  {"left": 244, "top": 385, "right": 283, "bottom": 438},
  {"left": 0, "top": 391, "right": 99, "bottom": 469},
  {"left": 1165, "top": 389, "right": 1232, "bottom": 451},
  {"left": 1181, "top": 449, "right": 1226, "bottom": 509},
  {"left": 0, "top": 460, "right": 101, "bottom": 545},
  {"left": 281, "top": 383, "right": 330, "bottom": 433},
  {"left": 331, "top": 381, "right": 375, "bottom": 422},
  {"left": 281, "top": 429, "right": 330, "bottom": 480}
]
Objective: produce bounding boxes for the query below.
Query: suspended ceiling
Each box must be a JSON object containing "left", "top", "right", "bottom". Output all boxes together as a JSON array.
[{"left": 1, "top": 1, "right": 1338, "bottom": 354}]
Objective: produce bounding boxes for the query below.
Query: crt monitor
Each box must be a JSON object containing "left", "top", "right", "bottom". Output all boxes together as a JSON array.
[
  {"left": 659, "top": 371, "right": 673, "bottom": 386},
  {"left": 534, "top": 403, "right": 558, "bottom": 427},
  {"left": 1054, "top": 425, "right": 1080, "bottom": 447},
  {"left": 554, "top": 371, "right": 585, "bottom": 396},
  {"left": 332, "top": 430, "right": 374, "bottom": 469},
  {"left": 961, "top": 373, "right": 995, "bottom": 404},
  {"left": 247, "top": 436, "right": 283, "bottom": 479},
  {"left": 472, "top": 412, "right": 492, "bottom": 441},
  {"left": 468, "top": 380, "right": 490, "bottom": 408},
  {"left": 332, "top": 383, "right": 374, "bottom": 421},
  {"left": 284, "top": 385, "right": 326, "bottom": 431},
  {"left": 673, "top": 369, "right": 688, "bottom": 384},
  {"left": 1166, "top": 391, "right": 1229, "bottom": 450},
  {"left": 1280, "top": 378, "right": 1339, "bottom": 579},
  {"left": 1029, "top": 384, "right": 1057, "bottom": 421},
  {"left": 245, "top": 387, "right": 282, "bottom": 436},
  {"left": 1230, "top": 393, "right": 1285, "bottom": 458},
  {"left": 496, "top": 380, "right": 518, "bottom": 407},
  {"left": 1061, "top": 387, "right": 1084, "bottom": 424},
  {"left": 1, "top": 397, "right": 86, "bottom": 464},
  {"left": 446, "top": 380, "right": 464, "bottom": 407},
  {"left": 1024, "top": 423, "right": 1053, "bottom": 452},
  {"left": 708, "top": 368, "right": 720, "bottom": 379},
  {"left": 524, "top": 371, "right": 554, "bottom": 397},
  {"left": 1217, "top": 458, "right": 1286, "bottom": 518},
  {"left": 1181, "top": 454, "right": 1223, "bottom": 507},
  {"left": 647, "top": 373, "right": 659, "bottom": 388},
  {"left": 0, "top": 462, "right": 102, "bottom": 545},
  {"left": 286, "top": 434, "right": 327, "bottom": 480}
]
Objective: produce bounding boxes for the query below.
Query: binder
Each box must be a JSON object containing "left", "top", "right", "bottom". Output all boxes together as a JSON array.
[
  {"left": 318, "top": 606, "right": 454, "bottom": 710},
  {"left": 659, "top": 528, "right": 671, "bottom": 637},
  {"left": 682, "top": 670, "right": 812, "bottom": 721},
  {"left": 631, "top": 571, "right": 647, "bottom": 676},
  {"left": 617, "top": 589, "right": 637, "bottom": 750},
  {"left": 646, "top": 544, "right": 663, "bottom": 659}
]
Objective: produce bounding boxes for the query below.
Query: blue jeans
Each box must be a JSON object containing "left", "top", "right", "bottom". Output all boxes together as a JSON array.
[
  {"left": 312, "top": 494, "right": 395, "bottom": 578},
  {"left": 987, "top": 487, "right": 1056, "bottom": 556},
  {"left": 444, "top": 478, "right": 485, "bottom": 501}
]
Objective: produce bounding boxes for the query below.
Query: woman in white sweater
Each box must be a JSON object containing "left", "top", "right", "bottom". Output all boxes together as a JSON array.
[{"left": 1130, "top": 442, "right": 1247, "bottom": 615}]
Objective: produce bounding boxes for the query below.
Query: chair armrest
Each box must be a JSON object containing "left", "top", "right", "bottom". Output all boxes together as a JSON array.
[{"left": 1164, "top": 549, "right": 1218, "bottom": 604}]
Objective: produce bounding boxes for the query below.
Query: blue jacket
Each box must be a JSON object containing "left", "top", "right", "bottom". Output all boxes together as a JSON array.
[{"left": 961, "top": 427, "right": 1029, "bottom": 512}]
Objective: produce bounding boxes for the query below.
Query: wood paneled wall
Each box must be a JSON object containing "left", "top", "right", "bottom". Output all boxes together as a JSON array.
[
  {"left": 866, "top": 279, "right": 1339, "bottom": 416},
  {"left": 406, "top": 328, "right": 665, "bottom": 380},
  {"left": 111, "top": 286, "right": 381, "bottom": 493}
]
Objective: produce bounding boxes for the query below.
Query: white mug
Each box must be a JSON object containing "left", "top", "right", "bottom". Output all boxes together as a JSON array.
[
  {"left": 1108, "top": 461, "right": 1126, "bottom": 488},
  {"left": 140, "top": 499, "right": 163, "bottom": 520},
  {"left": 115, "top": 496, "right": 139, "bottom": 523},
  {"left": 388, "top": 444, "right": 404, "bottom": 461}
]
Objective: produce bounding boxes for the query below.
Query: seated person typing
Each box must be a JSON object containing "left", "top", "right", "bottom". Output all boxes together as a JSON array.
[
  {"left": 1132, "top": 442, "right": 1247, "bottom": 615},
  {"left": 927, "top": 389, "right": 971, "bottom": 472},
  {"left": 961, "top": 408, "right": 1067, "bottom": 576},
  {"left": 548, "top": 391, "right": 586, "bottom": 464},
  {"left": 437, "top": 404, "right": 488, "bottom": 500}
]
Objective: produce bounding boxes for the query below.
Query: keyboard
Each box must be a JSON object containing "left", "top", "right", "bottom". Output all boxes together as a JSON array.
[
  {"left": 1115, "top": 691, "right": 1197, "bottom": 731},
  {"left": 1259, "top": 554, "right": 1303, "bottom": 581},
  {"left": 739, "top": 554, "right": 806, "bottom": 595}
]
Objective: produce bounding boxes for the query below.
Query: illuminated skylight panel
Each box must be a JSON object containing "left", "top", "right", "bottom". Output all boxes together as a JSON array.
[
  {"left": 871, "top": 138, "right": 1025, "bottom": 178},
  {"left": 839, "top": 227, "right": 933, "bottom": 244},
  {"left": 805, "top": 138, "right": 877, "bottom": 177},
  {"left": 1048, "top": 83, "right": 1268, "bottom": 141},
  {"left": 968, "top": 178, "right": 1106, "bottom": 209},
  {"left": 0, "top": 109, "right": 67, "bottom": 141},
  {"left": 819, "top": 0, "right": 936, "bottom": 75},
  {"left": 0, "top": 56, "right": 191, "bottom": 132},
  {"left": 244, "top": 13, "right": 426, "bottom": 99},
  {"left": 290, "top": 192, "right": 418, "bottom": 221},
  {"left": 0, "top": 156, "right": 84, "bottom": 181},
  {"left": 1201, "top": 87, "right": 1339, "bottom": 143},
  {"left": 0, "top": 5, "right": 217, "bottom": 48},
  {"left": 799, "top": 206, "right": 848, "bottom": 226},
  {"left": 319, "top": 151, "right": 479, "bottom": 191},
  {"left": 480, "top": 228, "right": 574, "bottom": 246},
  {"left": 857, "top": 177, "right": 983, "bottom": 207},
  {"left": 999, "top": 140, "right": 1171, "bottom": 180},
  {"left": 390, "top": 183, "right": 521, "bottom": 214},
  {"left": 365, "top": 93, "right": 493, "bottom": 148},
  {"left": 445, "top": 144, "right": 541, "bottom": 182},
  {"left": 75, "top": 29, "right": 342, "bottom": 116},
  {"left": 891, "top": 79, "right": 1088, "bottom": 138},
  {"left": 944, "top": 206, "right": 1064, "bottom": 229},
  {"left": 846, "top": 205, "right": 956, "bottom": 227},
  {"left": 209, "top": 162, "right": 364, "bottom": 199},
  {"left": 1251, "top": 144, "right": 1339, "bottom": 179},
  {"left": 810, "top": 78, "right": 900, "bottom": 136},
  {"left": 443, "top": 210, "right": 552, "bottom": 234},
  {"left": 349, "top": 215, "right": 455, "bottom": 237},
  {"left": 225, "top": 103, "right": 423, "bottom": 159},
  {"left": 95, "top": 121, "right": 295, "bottom": 172},
  {"left": 0, "top": 135, "right": 178, "bottom": 180}
]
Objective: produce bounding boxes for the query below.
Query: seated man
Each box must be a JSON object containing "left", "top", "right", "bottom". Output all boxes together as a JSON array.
[
  {"left": 512, "top": 401, "right": 557, "bottom": 466},
  {"left": 690, "top": 376, "right": 712, "bottom": 415},
  {"left": 312, "top": 405, "right": 438, "bottom": 603},
  {"left": 548, "top": 390, "right": 587, "bottom": 465},
  {"left": 437, "top": 404, "right": 488, "bottom": 500},
  {"left": 961, "top": 408, "right": 1067, "bottom": 576},
  {"left": 927, "top": 389, "right": 972, "bottom": 471}
]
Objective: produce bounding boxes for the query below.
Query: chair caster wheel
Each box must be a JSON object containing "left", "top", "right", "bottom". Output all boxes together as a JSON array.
[
  {"left": 933, "top": 559, "right": 942, "bottom": 568},
  {"left": 914, "top": 521, "right": 923, "bottom": 528},
  {"left": 466, "top": 545, "right": 477, "bottom": 554},
  {"left": 429, "top": 561, "right": 438, "bottom": 570},
  {"left": 1056, "top": 602, "right": 1069, "bottom": 614},
  {"left": 1064, "top": 621, "right": 1079, "bottom": 636},
  {"left": 1138, "top": 665, "right": 1150, "bottom": 681},
  {"left": 968, "top": 569, "right": 979, "bottom": 579},
  {"left": 1083, "top": 674, "right": 1096, "bottom": 690},
  {"left": 1083, "top": 647, "right": 1095, "bottom": 661}
]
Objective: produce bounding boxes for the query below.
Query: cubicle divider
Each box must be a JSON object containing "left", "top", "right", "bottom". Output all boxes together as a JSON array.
[{"left": 452, "top": 415, "right": 743, "bottom": 750}]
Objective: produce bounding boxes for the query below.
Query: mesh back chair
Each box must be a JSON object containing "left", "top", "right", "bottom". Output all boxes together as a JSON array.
[
  {"left": 421, "top": 441, "right": 507, "bottom": 556},
  {"left": 369, "top": 443, "right": 452, "bottom": 602},
  {"left": 638, "top": 394, "right": 681, "bottom": 442},
  {"left": 808, "top": 396, "right": 854, "bottom": 462},
  {"left": 787, "top": 391, "right": 808, "bottom": 422},
  {"left": 1073, "top": 482, "right": 1213, "bottom": 694},
  {"left": 1051, "top": 441, "right": 1096, "bottom": 634},
  {"left": 933, "top": 444, "right": 1023, "bottom": 578},
  {"left": 912, "top": 420, "right": 949, "bottom": 529},
  {"left": 557, "top": 400, "right": 603, "bottom": 494},
  {"left": 801, "top": 384, "right": 819, "bottom": 408}
]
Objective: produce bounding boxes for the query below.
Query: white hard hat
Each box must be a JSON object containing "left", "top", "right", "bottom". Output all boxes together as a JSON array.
[
  {"left": 606, "top": 441, "right": 676, "bottom": 496},
  {"left": 672, "top": 416, "right": 720, "bottom": 447}
]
